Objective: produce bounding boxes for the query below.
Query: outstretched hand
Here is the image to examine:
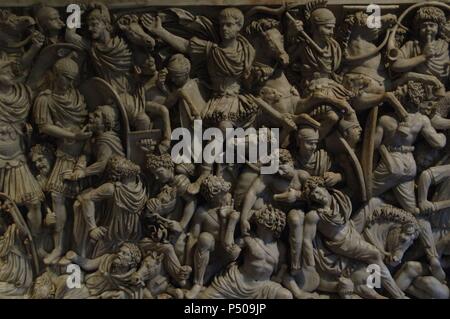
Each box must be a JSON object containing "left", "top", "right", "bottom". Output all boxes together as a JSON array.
[{"left": 141, "top": 14, "right": 164, "bottom": 35}]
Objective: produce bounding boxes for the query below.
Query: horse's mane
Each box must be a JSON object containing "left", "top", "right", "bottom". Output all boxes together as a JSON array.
[
  {"left": 365, "top": 204, "right": 418, "bottom": 228},
  {"left": 245, "top": 18, "right": 280, "bottom": 37},
  {"left": 339, "top": 12, "right": 368, "bottom": 52}
]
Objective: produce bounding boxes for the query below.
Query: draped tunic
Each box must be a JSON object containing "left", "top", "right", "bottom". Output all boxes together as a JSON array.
[
  {"left": 34, "top": 89, "right": 88, "bottom": 197},
  {"left": 188, "top": 36, "right": 259, "bottom": 128},
  {"left": 399, "top": 39, "right": 449, "bottom": 85},
  {"left": 0, "top": 83, "right": 43, "bottom": 204}
]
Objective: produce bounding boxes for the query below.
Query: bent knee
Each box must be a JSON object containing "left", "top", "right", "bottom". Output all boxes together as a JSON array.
[
  {"left": 414, "top": 276, "right": 449, "bottom": 299},
  {"left": 197, "top": 232, "right": 215, "bottom": 251},
  {"left": 276, "top": 288, "right": 293, "bottom": 299},
  {"left": 403, "top": 261, "right": 423, "bottom": 278},
  {"left": 288, "top": 210, "right": 304, "bottom": 226}
]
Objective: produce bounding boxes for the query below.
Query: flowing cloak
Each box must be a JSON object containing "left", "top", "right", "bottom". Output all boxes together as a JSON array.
[
  {"left": 399, "top": 39, "right": 450, "bottom": 85},
  {"left": 94, "top": 131, "right": 125, "bottom": 159},
  {"left": 0, "top": 224, "right": 33, "bottom": 298},
  {"left": 90, "top": 37, "right": 133, "bottom": 95},
  {"left": 85, "top": 253, "right": 142, "bottom": 299},
  {"left": 93, "top": 180, "right": 147, "bottom": 257},
  {"left": 84, "top": 131, "right": 125, "bottom": 181},
  {"left": 313, "top": 189, "right": 378, "bottom": 275},
  {"left": 200, "top": 263, "right": 286, "bottom": 299},
  {"left": 188, "top": 35, "right": 259, "bottom": 128},
  {"left": 175, "top": 78, "right": 209, "bottom": 129},
  {"left": 297, "top": 38, "right": 342, "bottom": 81},
  {"left": 34, "top": 89, "right": 88, "bottom": 197},
  {"left": 69, "top": 34, "right": 144, "bottom": 125},
  {"left": 90, "top": 38, "right": 146, "bottom": 127},
  {"left": 312, "top": 189, "right": 354, "bottom": 275},
  {"left": 0, "top": 83, "right": 43, "bottom": 204},
  {"left": 295, "top": 149, "right": 332, "bottom": 177}
]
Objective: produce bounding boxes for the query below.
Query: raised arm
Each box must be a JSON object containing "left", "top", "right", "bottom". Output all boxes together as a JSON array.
[
  {"left": 69, "top": 252, "right": 104, "bottom": 272},
  {"left": 418, "top": 168, "right": 434, "bottom": 214},
  {"left": 141, "top": 15, "right": 189, "bottom": 54},
  {"left": 65, "top": 27, "right": 90, "bottom": 50},
  {"left": 391, "top": 43, "right": 434, "bottom": 73},
  {"left": 391, "top": 54, "right": 428, "bottom": 73},
  {"left": 240, "top": 176, "right": 268, "bottom": 235}
]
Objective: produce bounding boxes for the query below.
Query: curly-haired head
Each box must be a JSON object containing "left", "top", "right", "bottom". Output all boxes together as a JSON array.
[
  {"left": 96, "top": 105, "right": 120, "bottom": 132},
  {"left": 253, "top": 205, "right": 286, "bottom": 238},
  {"left": 86, "top": 2, "right": 113, "bottom": 33},
  {"left": 276, "top": 148, "right": 294, "bottom": 165},
  {"left": 302, "top": 176, "right": 326, "bottom": 201},
  {"left": 200, "top": 174, "right": 231, "bottom": 202},
  {"left": 406, "top": 81, "right": 427, "bottom": 108},
  {"left": 30, "top": 144, "right": 54, "bottom": 160},
  {"left": 414, "top": 6, "right": 446, "bottom": 29},
  {"left": 146, "top": 153, "right": 174, "bottom": 172},
  {"left": 107, "top": 155, "right": 140, "bottom": 180},
  {"left": 31, "top": 272, "right": 56, "bottom": 299},
  {"left": 119, "top": 242, "right": 142, "bottom": 268}
]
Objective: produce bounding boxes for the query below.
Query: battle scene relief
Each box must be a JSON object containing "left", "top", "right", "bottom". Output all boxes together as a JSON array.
[{"left": 0, "top": 0, "right": 449, "bottom": 299}]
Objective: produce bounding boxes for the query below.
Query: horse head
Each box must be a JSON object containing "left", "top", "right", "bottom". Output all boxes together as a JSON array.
[
  {"left": 131, "top": 251, "right": 164, "bottom": 287},
  {"left": 246, "top": 18, "right": 289, "bottom": 67},
  {"left": 117, "top": 14, "right": 155, "bottom": 51},
  {"left": 0, "top": 10, "right": 35, "bottom": 46},
  {"left": 363, "top": 205, "right": 419, "bottom": 267}
]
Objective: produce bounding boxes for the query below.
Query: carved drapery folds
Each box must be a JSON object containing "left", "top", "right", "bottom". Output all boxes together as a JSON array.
[{"left": 0, "top": 0, "right": 448, "bottom": 299}]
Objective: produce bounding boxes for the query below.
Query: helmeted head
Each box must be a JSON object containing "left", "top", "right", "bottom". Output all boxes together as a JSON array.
[
  {"left": 296, "top": 114, "right": 320, "bottom": 160},
  {"left": 307, "top": 1, "right": 336, "bottom": 40},
  {"left": 339, "top": 118, "right": 362, "bottom": 147},
  {"left": 53, "top": 56, "right": 79, "bottom": 90},
  {"left": 167, "top": 54, "right": 191, "bottom": 88},
  {"left": 218, "top": 7, "right": 244, "bottom": 41}
]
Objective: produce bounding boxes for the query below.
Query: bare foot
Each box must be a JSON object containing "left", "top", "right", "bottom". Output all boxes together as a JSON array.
[
  {"left": 185, "top": 284, "right": 202, "bottom": 299},
  {"left": 290, "top": 263, "right": 302, "bottom": 276},
  {"left": 43, "top": 248, "right": 62, "bottom": 265}
]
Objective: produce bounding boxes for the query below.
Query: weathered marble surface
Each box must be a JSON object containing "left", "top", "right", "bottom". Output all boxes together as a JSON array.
[{"left": 0, "top": 0, "right": 448, "bottom": 299}]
